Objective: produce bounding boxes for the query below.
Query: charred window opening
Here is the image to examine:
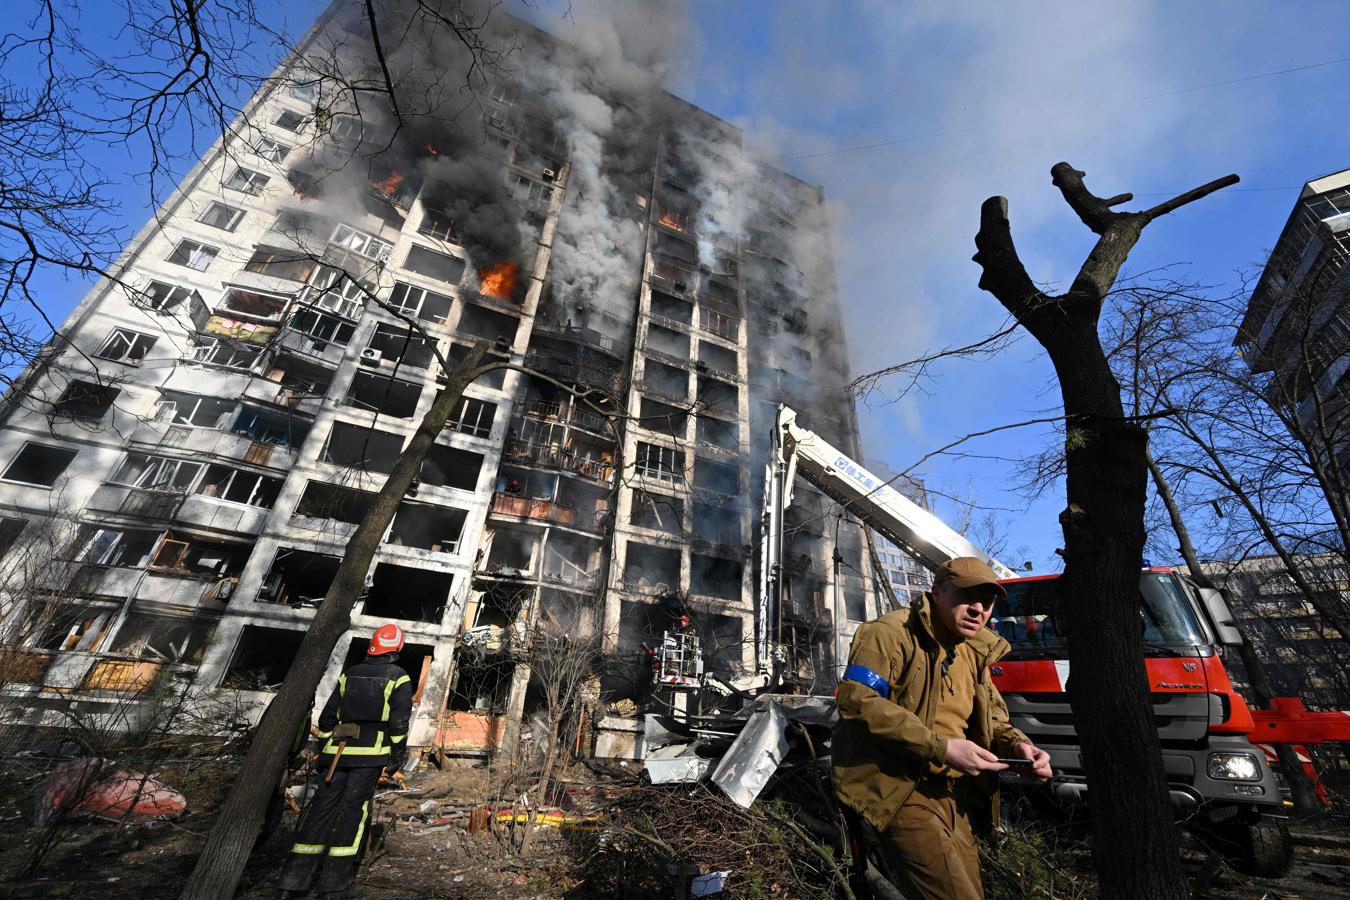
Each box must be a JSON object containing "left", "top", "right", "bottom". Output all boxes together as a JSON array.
[
  {"left": 701, "top": 613, "right": 745, "bottom": 674},
  {"left": 446, "top": 652, "right": 512, "bottom": 713},
  {"left": 456, "top": 304, "right": 519, "bottom": 344},
  {"left": 74, "top": 526, "right": 159, "bottom": 568},
  {"left": 387, "top": 502, "right": 467, "bottom": 554},
  {"left": 698, "top": 305, "right": 737, "bottom": 340},
  {"left": 697, "top": 376, "right": 738, "bottom": 418},
  {"left": 646, "top": 324, "right": 690, "bottom": 360},
  {"left": 542, "top": 536, "right": 601, "bottom": 590},
  {"left": 132, "top": 280, "right": 196, "bottom": 313},
  {"left": 692, "top": 497, "right": 741, "bottom": 547},
  {"left": 697, "top": 341, "right": 737, "bottom": 376},
  {"left": 195, "top": 465, "right": 283, "bottom": 507},
  {"left": 110, "top": 609, "right": 218, "bottom": 664},
  {"left": 537, "top": 588, "right": 597, "bottom": 638},
  {"left": 446, "top": 343, "right": 507, "bottom": 389},
  {"left": 650, "top": 290, "right": 693, "bottom": 325},
  {"left": 288, "top": 307, "right": 356, "bottom": 346},
  {"left": 701, "top": 278, "right": 737, "bottom": 308},
  {"left": 843, "top": 573, "right": 868, "bottom": 621},
  {"left": 220, "top": 288, "right": 289, "bottom": 322},
  {"left": 262, "top": 351, "right": 334, "bottom": 399},
  {"left": 446, "top": 396, "right": 496, "bottom": 437},
  {"left": 696, "top": 415, "right": 739, "bottom": 451},
  {"left": 260, "top": 548, "right": 341, "bottom": 605},
  {"left": 471, "top": 583, "right": 532, "bottom": 630},
  {"left": 691, "top": 555, "right": 742, "bottom": 601},
  {"left": 482, "top": 526, "right": 538, "bottom": 576},
  {"left": 293, "top": 481, "right": 376, "bottom": 526},
  {"left": 402, "top": 245, "right": 465, "bottom": 284},
  {"left": 419, "top": 443, "right": 483, "bottom": 490},
  {"left": 345, "top": 371, "right": 422, "bottom": 419},
  {"left": 388, "top": 282, "right": 453, "bottom": 326},
  {"left": 366, "top": 324, "right": 436, "bottom": 370},
  {"left": 642, "top": 360, "right": 689, "bottom": 401},
  {"left": 147, "top": 532, "right": 247, "bottom": 578},
  {"left": 653, "top": 260, "right": 693, "bottom": 292},
  {"left": 244, "top": 247, "right": 316, "bottom": 283},
  {"left": 232, "top": 405, "right": 311, "bottom": 447},
  {"left": 2, "top": 443, "right": 77, "bottom": 486},
  {"left": 222, "top": 625, "right": 304, "bottom": 691},
  {"left": 33, "top": 603, "right": 118, "bottom": 652},
  {"left": 53, "top": 381, "right": 119, "bottom": 419},
  {"left": 323, "top": 422, "right": 403, "bottom": 474},
  {"left": 656, "top": 233, "right": 696, "bottom": 266},
  {"left": 557, "top": 477, "right": 609, "bottom": 531},
  {"left": 624, "top": 542, "right": 680, "bottom": 593},
  {"left": 418, "top": 208, "right": 461, "bottom": 243},
  {"left": 630, "top": 490, "right": 684, "bottom": 534},
  {"left": 634, "top": 442, "right": 682, "bottom": 483},
  {"left": 639, "top": 397, "right": 687, "bottom": 438},
  {"left": 364, "top": 563, "right": 453, "bottom": 623}
]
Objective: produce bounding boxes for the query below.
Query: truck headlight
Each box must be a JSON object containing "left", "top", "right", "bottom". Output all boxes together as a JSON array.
[{"left": 1207, "top": 752, "right": 1261, "bottom": 782}]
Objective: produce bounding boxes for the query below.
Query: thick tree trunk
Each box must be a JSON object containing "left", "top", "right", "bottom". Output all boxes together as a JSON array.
[
  {"left": 180, "top": 342, "right": 489, "bottom": 900},
  {"left": 1145, "top": 449, "right": 1322, "bottom": 812}
]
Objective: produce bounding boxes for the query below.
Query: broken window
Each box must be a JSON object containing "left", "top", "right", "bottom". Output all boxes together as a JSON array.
[
  {"left": 253, "top": 136, "right": 290, "bottom": 162},
  {"left": 219, "top": 287, "right": 289, "bottom": 322},
  {"left": 244, "top": 247, "right": 317, "bottom": 283},
  {"left": 34, "top": 603, "right": 117, "bottom": 653},
  {"left": 53, "top": 381, "right": 119, "bottom": 419},
  {"left": 656, "top": 233, "right": 696, "bottom": 265},
  {"left": 224, "top": 166, "right": 269, "bottom": 195},
  {"left": 697, "top": 376, "right": 738, "bottom": 418},
  {"left": 96, "top": 329, "right": 156, "bottom": 365},
  {"left": 330, "top": 223, "right": 392, "bottom": 261},
  {"left": 261, "top": 351, "right": 334, "bottom": 397},
  {"left": 365, "top": 563, "right": 453, "bottom": 622},
  {"left": 624, "top": 542, "right": 680, "bottom": 593},
  {"left": 698, "top": 340, "right": 737, "bottom": 376},
  {"left": 288, "top": 306, "right": 356, "bottom": 346},
  {"left": 446, "top": 653, "right": 512, "bottom": 713},
  {"left": 446, "top": 397, "right": 496, "bottom": 438},
  {"left": 147, "top": 532, "right": 247, "bottom": 578},
  {"left": 113, "top": 453, "right": 203, "bottom": 492},
  {"left": 696, "top": 416, "right": 739, "bottom": 451},
  {"left": 542, "top": 537, "right": 600, "bottom": 589},
  {"left": 419, "top": 443, "right": 484, "bottom": 490},
  {"left": 157, "top": 390, "right": 232, "bottom": 428},
  {"left": 322, "top": 422, "right": 403, "bottom": 474},
  {"left": 293, "top": 481, "right": 375, "bottom": 526},
  {"left": 418, "top": 208, "right": 460, "bottom": 242},
  {"left": 110, "top": 610, "right": 218, "bottom": 664},
  {"left": 692, "top": 499, "right": 741, "bottom": 547},
  {"left": 231, "top": 405, "right": 311, "bottom": 446},
  {"left": 646, "top": 324, "right": 690, "bottom": 360},
  {"left": 168, "top": 239, "right": 218, "bottom": 271},
  {"left": 641, "top": 360, "right": 688, "bottom": 402},
  {"left": 471, "top": 582, "right": 532, "bottom": 629},
  {"left": 345, "top": 371, "right": 422, "bottom": 419},
  {"left": 456, "top": 304, "right": 518, "bottom": 344},
  {"left": 133, "top": 280, "right": 196, "bottom": 312},
  {"left": 638, "top": 397, "right": 687, "bottom": 438},
  {"left": 699, "top": 306, "right": 737, "bottom": 340},
  {"left": 259, "top": 548, "right": 340, "bottom": 606},
  {"left": 366, "top": 324, "right": 436, "bottom": 369},
  {"left": 482, "top": 527, "right": 538, "bottom": 575},
  {"left": 402, "top": 245, "right": 465, "bottom": 284},
  {"left": 691, "top": 555, "right": 742, "bottom": 601},
  {"left": 195, "top": 465, "right": 282, "bottom": 507},
  {"left": 634, "top": 442, "right": 683, "bottom": 483},
  {"left": 650, "top": 290, "right": 693, "bottom": 325},
  {"left": 387, "top": 282, "right": 453, "bottom": 326},
  {"left": 273, "top": 109, "right": 307, "bottom": 132},
  {"left": 328, "top": 114, "right": 363, "bottom": 143},
  {"left": 222, "top": 625, "right": 305, "bottom": 691},
  {"left": 199, "top": 201, "right": 244, "bottom": 231},
  {"left": 694, "top": 457, "right": 740, "bottom": 495},
  {"left": 630, "top": 490, "right": 684, "bottom": 534},
  {"left": 387, "top": 503, "right": 467, "bottom": 553},
  {"left": 189, "top": 337, "right": 261, "bottom": 370},
  {"left": 446, "top": 343, "right": 507, "bottom": 390},
  {"left": 3, "top": 443, "right": 76, "bottom": 486}
]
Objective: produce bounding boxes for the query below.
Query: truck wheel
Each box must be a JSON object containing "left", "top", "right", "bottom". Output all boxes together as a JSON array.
[{"left": 1231, "top": 820, "right": 1293, "bottom": 877}]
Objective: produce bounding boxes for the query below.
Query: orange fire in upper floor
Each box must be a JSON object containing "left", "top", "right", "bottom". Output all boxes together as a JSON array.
[
  {"left": 480, "top": 261, "right": 520, "bottom": 300},
  {"left": 373, "top": 171, "right": 405, "bottom": 197}
]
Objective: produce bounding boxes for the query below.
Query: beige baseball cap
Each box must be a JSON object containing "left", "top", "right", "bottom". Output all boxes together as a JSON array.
[{"left": 934, "top": 557, "right": 1007, "bottom": 599}]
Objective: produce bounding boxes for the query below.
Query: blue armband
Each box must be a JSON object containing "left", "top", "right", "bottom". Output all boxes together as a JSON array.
[{"left": 842, "top": 664, "right": 890, "bottom": 698}]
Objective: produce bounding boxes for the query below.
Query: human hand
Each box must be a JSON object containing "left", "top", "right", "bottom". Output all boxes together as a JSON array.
[
  {"left": 1013, "top": 742, "right": 1052, "bottom": 781},
  {"left": 944, "top": 739, "right": 1006, "bottom": 776}
]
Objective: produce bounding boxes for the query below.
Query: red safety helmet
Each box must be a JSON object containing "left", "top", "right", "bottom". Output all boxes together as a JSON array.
[{"left": 369, "top": 623, "right": 405, "bottom": 656}]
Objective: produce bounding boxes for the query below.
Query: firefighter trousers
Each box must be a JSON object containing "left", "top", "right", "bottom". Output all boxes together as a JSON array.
[
  {"left": 278, "top": 766, "right": 382, "bottom": 894},
  {"left": 878, "top": 778, "right": 984, "bottom": 900}
]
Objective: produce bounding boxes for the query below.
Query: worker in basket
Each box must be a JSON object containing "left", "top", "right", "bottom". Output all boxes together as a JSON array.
[
  {"left": 279, "top": 623, "right": 413, "bottom": 897},
  {"left": 833, "top": 557, "right": 1053, "bottom": 900}
]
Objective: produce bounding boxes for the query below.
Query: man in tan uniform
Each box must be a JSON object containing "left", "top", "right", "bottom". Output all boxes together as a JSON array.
[{"left": 834, "top": 558, "right": 1052, "bottom": 900}]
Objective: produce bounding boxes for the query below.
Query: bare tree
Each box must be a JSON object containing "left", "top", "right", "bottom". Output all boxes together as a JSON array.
[{"left": 971, "top": 162, "right": 1237, "bottom": 897}]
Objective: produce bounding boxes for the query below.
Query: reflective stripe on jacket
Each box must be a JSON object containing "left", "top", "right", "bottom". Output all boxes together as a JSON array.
[
  {"left": 316, "top": 657, "right": 413, "bottom": 769},
  {"left": 832, "top": 595, "right": 1029, "bottom": 834}
]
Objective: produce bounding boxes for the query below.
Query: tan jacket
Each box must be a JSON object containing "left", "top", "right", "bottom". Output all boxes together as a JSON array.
[{"left": 833, "top": 597, "right": 1029, "bottom": 834}]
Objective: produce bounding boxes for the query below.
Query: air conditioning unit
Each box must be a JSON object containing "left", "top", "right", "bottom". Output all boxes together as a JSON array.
[
  {"left": 359, "top": 348, "right": 383, "bottom": 367},
  {"left": 542, "top": 168, "right": 557, "bottom": 181}
]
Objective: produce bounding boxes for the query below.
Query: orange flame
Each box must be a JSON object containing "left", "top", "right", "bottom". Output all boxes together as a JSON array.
[
  {"left": 373, "top": 171, "right": 405, "bottom": 197},
  {"left": 480, "top": 261, "right": 520, "bottom": 300},
  {"left": 659, "top": 211, "right": 687, "bottom": 232},
  {"left": 426, "top": 144, "right": 439, "bottom": 157}
]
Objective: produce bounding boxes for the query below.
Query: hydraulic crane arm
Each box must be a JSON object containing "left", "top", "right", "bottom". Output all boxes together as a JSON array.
[{"left": 758, "top": 406, "right": 1014, "bottom": 675}]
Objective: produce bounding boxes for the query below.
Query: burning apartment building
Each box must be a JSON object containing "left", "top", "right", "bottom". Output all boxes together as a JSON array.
[{"left": 0, "top": 2, "right": 877, "bottom": 757}]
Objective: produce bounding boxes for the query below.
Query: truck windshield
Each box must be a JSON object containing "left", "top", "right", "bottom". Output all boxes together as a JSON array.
[{"left": 991, "top": 572, "right": 1209, "bottom": 654}]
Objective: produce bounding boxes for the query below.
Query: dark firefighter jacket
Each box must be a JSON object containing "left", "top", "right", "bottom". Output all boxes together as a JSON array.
[
  {"left": 833, "top": 596, "right": 1029, "bottom": 835},
  {"left": 315, "top": 656, "right": 413, "bottom": 769}
]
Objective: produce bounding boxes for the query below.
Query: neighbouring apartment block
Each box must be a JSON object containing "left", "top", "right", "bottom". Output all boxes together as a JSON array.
[
  {"left": 0, "top": 5, "right": 883, "bottom": 756},
  {"left": 1238, "top": 167, "right": 1350, "bottom": 472}
]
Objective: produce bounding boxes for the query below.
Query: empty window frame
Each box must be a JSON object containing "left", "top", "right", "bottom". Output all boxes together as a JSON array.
[
  {"left": 387, "top": 282, "right": 453, "bottom": 326},
  {"left": 158, "top": 391, "right": 235, "bottom": 427},
  {"left": 293, "top": 480, "right": 375, "bottom": 525},
  {"left": 232, "top": 405, "right": 310, "bottom": 446},
  {"left": 328, "top": 114, "right": 363, "bottom": 142},
  {"left": 113, "top": 453, "right": 204, "bottom": 492},
  {"left": 195, "top": 465, "right": 283, "bottom": 506},
  {"left": 419, "top": 443, "right": 484, "bottom": 490},
  {"left": 199, "top": 201, "right": 245, "bottom": 231},
  {"left": 168, "top": 240, "right": 219, "bottom": 271},
  {"left": 367, "top": 324, "right": 436, "bottom": 369},
  {"left": 345, "top": 372, "right": 422, "bottom": 419},
  {"left": 96, "top": 329, "right": 156, "bottom": 365},
  {"left": 189, "top": 337, "right": 261, "bottom": 369},
  {"left": 253, "top": 136, "right": 290, "bottom": 162},
  {"left": 53, "top": 381, "right": 119, "bottom": 419},
  {"left": 630, "top": 490, "right": 684, "bottom": 534},
  {"left": 456, "top": 305, "right": 518, "bottom": 343},
  {"left": 446, "top": 397, "right": 496, "bottom": 438},
  {"left": 699, "top": 306, "right": 737, "bottom": 340},
  {"left": 244, "top": 247, "right": 317, "bottom": 283},
  {"left": 224, "top": 166, "right": 270, "bottom": 195},
  {"left": 2, "top": 443, "right": 77, "bottom": 485},
  {"left": 219, "top": 287, "right": 289, "bottom": 321},
  {"left": 387, "top": 504, "right": 467, "bottom": 554},
  {"left": 76, "top": 526, "right": 159, "bottom": 567},
  {"left": 273, "top": 109, "right": 307, "bottom": 132},
  {"left": 698, "top": 340, "right": 738, "bottom": 375},
  {"left": 322, "top": 422, "right": 404, "bottom": 474},
  {"left": 288, "top": 307, "right": 356, "bottom": 345},
  {"left": 35, "top": 604, "right": 118, "bottom": 653},
  {"left": 330, "top": 223, "right": 393, "bottom": 261},
  {"left": 133, "top": 280, "right": 195, "bottom": 312},
  {"left": 147, "top": 532, "right": 247, "bottom": 577},
  {"left": 418, "top": 208, "right": 460, "bottom": 242},
  {"left": 634, "top": 442, "right": 683, "bottom": 482},
  {"left": 402, "top": 245, "right": 466, "bottom": 284}
]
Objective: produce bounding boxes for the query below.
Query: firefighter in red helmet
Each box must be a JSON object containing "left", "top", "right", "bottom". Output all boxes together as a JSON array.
[{"left": 280, "top": 624, "right": 413, "bottom": 897}]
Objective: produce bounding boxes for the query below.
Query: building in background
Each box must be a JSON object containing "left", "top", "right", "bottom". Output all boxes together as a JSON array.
[
  {"left": 0, "top": 4, "right": 870, "bottom": 755},
  {"left": 1238, "top": 168, "right": 1350, "bottom": 472}
]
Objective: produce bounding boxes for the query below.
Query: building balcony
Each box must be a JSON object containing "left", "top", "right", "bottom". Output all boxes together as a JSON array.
[
  {"left": 488, "top": 492, "right": 577, "bottom": 527},
  {"left": 128, "top": 420, "right": 300, "bottom": 470}
]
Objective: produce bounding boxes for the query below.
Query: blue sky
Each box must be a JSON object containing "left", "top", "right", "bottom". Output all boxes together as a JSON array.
[{"left": 17, "top": 0, "right": 1350, "bottom": 570}]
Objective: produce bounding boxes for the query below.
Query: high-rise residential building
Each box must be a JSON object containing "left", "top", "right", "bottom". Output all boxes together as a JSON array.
[
  {"left": 1238, "top": 167, "right": 1350, "bottom": 472},
  {"left": 0, "top": 4, "right": 870, "bottom": 756}
]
